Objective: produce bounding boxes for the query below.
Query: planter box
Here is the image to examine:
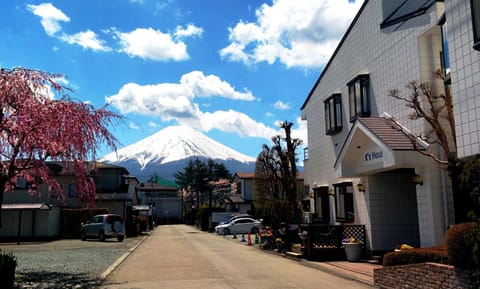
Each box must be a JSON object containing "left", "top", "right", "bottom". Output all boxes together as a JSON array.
[{"left": 343, "top": 242, "right": 362, "bottom": 262}]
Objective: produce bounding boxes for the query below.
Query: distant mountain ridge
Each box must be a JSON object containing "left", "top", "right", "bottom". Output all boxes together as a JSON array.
[{"left": 100, "top": 125, "right": 257, "bottom": 181}]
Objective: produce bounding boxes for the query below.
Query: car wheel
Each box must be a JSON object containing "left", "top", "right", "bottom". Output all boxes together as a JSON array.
[
  {"left": 222, "top": 228, "right": 230, "bottom": 235},
  {"left": 250, "top": 227, "right": 259, "bottom": 234},
  {"left": 80, "top": 231, "right": 86, "bottom": 241},
  {"left": 117, "top": 235, "right": 124, "bottom": 242},
  {"left": 99, "top": 231, "right": 106, "bottom": 242}
]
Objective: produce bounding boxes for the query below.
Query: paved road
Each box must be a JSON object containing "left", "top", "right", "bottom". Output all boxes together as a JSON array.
[{"left": 100, "top": 225, "right": 371, "bottom": 289}]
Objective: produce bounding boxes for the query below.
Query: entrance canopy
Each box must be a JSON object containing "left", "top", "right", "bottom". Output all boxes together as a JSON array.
[{"left": 334, "top": 117, "right": 427, "bottom": 178}]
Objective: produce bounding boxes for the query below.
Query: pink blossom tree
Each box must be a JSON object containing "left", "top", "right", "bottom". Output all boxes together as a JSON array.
[{"left": 0, "top": 67, "right": 121, "bottom": 226}]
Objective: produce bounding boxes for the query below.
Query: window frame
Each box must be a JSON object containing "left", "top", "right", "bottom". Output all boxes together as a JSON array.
[
  {"left": 472, "top": 0, "right": 480, "bottom": 50},
  {"left": 334, "top": 182, "right": 354, "bottom": 222},
  {"left": 324, "top": 93, "right": 343, "bottom": 135},
  {"left": 347, "top": 74, "right": 370, "bottom": 122}
]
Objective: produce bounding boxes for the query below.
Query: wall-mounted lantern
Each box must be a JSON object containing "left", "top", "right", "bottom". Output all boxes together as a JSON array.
[
  {"left": 356, "top": 183, "right": 365, "bottom": 193},
  {"left": 413, "top": 174, "right": 423, "bottom": 186}
]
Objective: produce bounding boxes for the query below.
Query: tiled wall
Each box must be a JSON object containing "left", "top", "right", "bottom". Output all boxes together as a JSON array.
[{"left": 447, "top": 0, "right": 480, "bottom": 159}]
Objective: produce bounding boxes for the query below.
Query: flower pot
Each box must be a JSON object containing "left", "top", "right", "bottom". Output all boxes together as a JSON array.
[{"left": 343, "top": 242, "right": 362, "bottom": 262}]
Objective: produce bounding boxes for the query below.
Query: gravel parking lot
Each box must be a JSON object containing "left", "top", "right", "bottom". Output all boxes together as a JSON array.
[{"left": 0, "top": 235, "right": 146, "bottom": 289}]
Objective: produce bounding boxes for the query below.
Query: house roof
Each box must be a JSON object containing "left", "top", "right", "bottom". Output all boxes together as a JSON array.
[
  {"left": 235, "top": 172, "right": 304, "bottom": 180},
  {"left": 1, "top": 203, "right": 51, "bottom": 210},
  {"left": 234, "top": 172, "right": 254, "bottom": 179},
  {"left": 334, "top": 116, "right": 428, "bottom": 172},
  {"left": 225, "top": 196, "right": 246, "bottom": 204},
  {"left": 356, "top": 117, "right": 424, "bottom": 151}
]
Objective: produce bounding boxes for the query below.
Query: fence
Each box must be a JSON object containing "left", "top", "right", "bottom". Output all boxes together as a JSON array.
[{"left": 300, "top": 224, "right": 366, "bottom": 260}]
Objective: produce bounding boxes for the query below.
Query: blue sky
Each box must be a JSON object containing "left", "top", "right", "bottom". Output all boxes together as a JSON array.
[{"left": 0, "top": 0, "right": 362, "bottom": 159}]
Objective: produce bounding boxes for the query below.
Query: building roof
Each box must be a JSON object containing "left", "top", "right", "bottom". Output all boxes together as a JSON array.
[
  {"left": 225, "top": 196, "right": 246, "bottom": 204},
  {"left": 1, "top": 203, "right": 51, "bottom": 210},
  {"left": 357, "top": 117, "right": 425, "bottom": 150},
  {"left": 234, "top": 172, "right": 254, "bottom": 179}
]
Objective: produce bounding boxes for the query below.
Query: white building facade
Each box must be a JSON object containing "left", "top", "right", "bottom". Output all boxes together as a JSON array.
[{"left": 301, "top": 0, "right": 480, "bottom": 253}]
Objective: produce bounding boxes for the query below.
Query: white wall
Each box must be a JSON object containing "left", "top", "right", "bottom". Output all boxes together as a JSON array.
[{"left": 446, "top": 0, "right": 480, "bottom": 159}]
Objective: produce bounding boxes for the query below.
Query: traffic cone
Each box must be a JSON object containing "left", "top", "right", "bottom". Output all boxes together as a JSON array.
[
  {"left": 232, "top": 231, "right": 237, "bottom": 239},
  {"left": 255, "top": 233, "right": 259, "bottom": 244},
  {"left": 247, "top": 233, "right": 252, "bottom": 246},
  {"left": 241, "top": 233, "right": 246, "bottom": 242}
]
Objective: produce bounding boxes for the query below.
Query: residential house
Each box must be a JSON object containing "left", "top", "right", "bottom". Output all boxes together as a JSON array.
[
  {"left": 301, "top": 0, "right": 479, "bottom": 254},
  {"left": 230, "top": 172, "right": 306, "bottom": 215},
  {"left": 136, "top": 179, "right": 182, "bottom": 224},
  {"left": 0, "top": 162, "right": 138, "bottom": 239},
  {"left": 229, "top": 173, "right": 255, "bottom": 214}
]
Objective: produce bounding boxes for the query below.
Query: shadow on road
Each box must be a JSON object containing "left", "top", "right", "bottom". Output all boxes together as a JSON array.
[{"left": 15, "top": 271, "right": 102, "bottom": 289}]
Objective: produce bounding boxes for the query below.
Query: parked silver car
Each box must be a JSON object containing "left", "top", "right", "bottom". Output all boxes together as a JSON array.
[
  {"left": 80, "top": 214, "right": 125, "bottom": 242},
  {"left": 215, "top": 217, "right": 263, "bottom": 235}
]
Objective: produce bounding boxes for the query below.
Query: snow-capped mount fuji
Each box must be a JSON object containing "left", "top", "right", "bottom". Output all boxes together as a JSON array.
[{"left": 100, "top": 125, "right": 257, "bottom": 181}]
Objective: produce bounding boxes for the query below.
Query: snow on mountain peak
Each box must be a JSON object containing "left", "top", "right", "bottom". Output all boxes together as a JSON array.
[{"left": 101, "top": 125, "right": 256, "bottom": 168}]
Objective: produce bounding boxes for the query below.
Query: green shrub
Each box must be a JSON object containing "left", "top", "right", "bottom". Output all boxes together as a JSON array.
[
  {"left": 0, "top": 251, "right": 16, "bottom": 269},
  {"left": 444, "top": 222, "right": 480, "bottom": 269},
  {"left": 383, "top": 246, "right": 449, "bottom": 267}
]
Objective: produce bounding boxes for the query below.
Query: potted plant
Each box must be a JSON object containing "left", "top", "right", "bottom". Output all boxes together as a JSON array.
[
  {"left": 0, "top": 250, "right": 17, "bottom": 289},
  {"left": 342, "top": 237, "right": 362, "bottom": 262}
]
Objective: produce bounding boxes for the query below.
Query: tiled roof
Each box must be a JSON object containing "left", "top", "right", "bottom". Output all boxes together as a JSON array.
[{"left": 357, "top": 117, "right": 424, "bottom": 150}]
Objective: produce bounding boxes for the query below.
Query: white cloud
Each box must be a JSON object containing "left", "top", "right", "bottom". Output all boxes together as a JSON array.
[
  {"left": 27, "top": 3, "right": 111, "bottom": 52},
  {"left": 116, "top": 27, "right": 190, "bottom": 61},
  {"left": 106, "top": 71, "right": 277, "bottom": 140},
  {"left": 174, "top": 24, "right": 204, "bottom": 39},
  {"left": 273, "top": 100, "right": 290, "bottom": 110},
  {"left": 292, "top": 117, "right": 307, "bottom": 145},
  {"left": 197, "top": 110, "right": 277, "bottom": 139},
  {"left": 106, "top": 71, "right": 255, "bottom": 118},
  {"left": 148, "top": 121, "right": 157, "bottom": 128},
  {"left": 128, "top": 121, "right": 141, "bottom": 130},
  {"left": 180, "top": 71, "right": 255, "bottom": 101},
  {"left": 27, "top": 3, "right": 70, "bottom": 36},
  {"left": 59, "top": 30, "right": 111, "bottom": 52},
  {"left": 220, "top": 0, "right": 362, "bottom": 69}
]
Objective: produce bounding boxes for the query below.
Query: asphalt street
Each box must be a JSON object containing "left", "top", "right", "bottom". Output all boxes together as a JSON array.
[{"left": 100, "top": 225, "right": 372, "bottom": 289}]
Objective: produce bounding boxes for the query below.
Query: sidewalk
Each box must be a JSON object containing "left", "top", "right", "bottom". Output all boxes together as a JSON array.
[
  {"left": 300, "top": 259, "right": 380, "bottom": 287},
  {"left": 221, "top": 231, "right": 380, "bottom": 287}
]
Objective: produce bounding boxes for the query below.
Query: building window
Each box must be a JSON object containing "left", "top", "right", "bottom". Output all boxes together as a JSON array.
[
  {"left": 472, "top": 0, "right": 480, "bottom": 50},
  {"left": 68, "top": 183, "right": 76, "bottom": 198},
  {"left": 324, "top": 93, "right": 343, "bottom": 135},
  {"left": 334, "top": 182, "right": 354, "bottom": 222},
  {"left": 303, "top": 147, "right": 309, "bottom": 160},
  {"left": 347, "top": 75, "right": 370, "bottom": 122}
]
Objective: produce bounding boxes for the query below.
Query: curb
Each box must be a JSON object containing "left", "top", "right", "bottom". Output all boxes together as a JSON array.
[{"left": 100, "top": 234, "right": 149, "bottom": 280}]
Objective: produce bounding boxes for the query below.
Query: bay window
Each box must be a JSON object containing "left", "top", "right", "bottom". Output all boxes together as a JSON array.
[
  {"left": 324, "top": 93, "right": 342, "bottom": 135},
  {"left": 348, "top": 75, "right": 370, "bottom": 122}
]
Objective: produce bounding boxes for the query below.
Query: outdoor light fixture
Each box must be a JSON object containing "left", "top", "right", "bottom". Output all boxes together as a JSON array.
[
  {"left": 328, "top": 188, "right": 335, "bottom": 196},
  {"left": 413, "top": 174, "right": 423, "bottom": 186},
  {"left": 356, "top": 183, "right": 365, "bottom": 192}
]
